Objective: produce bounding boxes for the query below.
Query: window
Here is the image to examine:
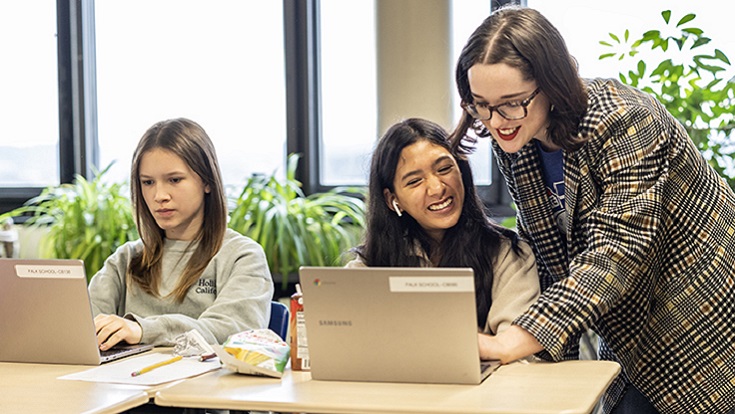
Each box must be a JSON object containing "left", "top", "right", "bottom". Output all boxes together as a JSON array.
[
  {"left": 0, "top": 1, "right": 59, "bottom": 188},
  {"left": 318, "top": 0, "right": 494, "bottom": 188},
  {"left": 319, "top": 0, "right": 377, "bottom": 186},
  {"left": 1, "top": 1, "right": 515, "bottom": 216},
  {"left": 452, "top": 0, "right": 493, "bottom": 187},
  {"left": 95, "top": 1, "right": 287, "bottom": 187}
]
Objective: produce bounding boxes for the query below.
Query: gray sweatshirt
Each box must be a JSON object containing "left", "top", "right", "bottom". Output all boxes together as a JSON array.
[{"left": 89, "top": 228, "right": 274, "bottom": 346}]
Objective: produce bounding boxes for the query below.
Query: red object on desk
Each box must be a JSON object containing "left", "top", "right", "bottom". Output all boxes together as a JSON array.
[{"left": 289, "top": 285, "right": 310, "bottom": 371}]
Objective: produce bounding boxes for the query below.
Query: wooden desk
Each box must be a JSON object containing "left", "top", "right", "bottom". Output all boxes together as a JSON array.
[
  {"left": 155, "top": 360, "right": 621, "bottom": 414},
  {"left": 0, "top": 348, "right": 197, "bottom": 414},
  {"left": 0, "top": 361, "right": 149, "bottom": 414}
]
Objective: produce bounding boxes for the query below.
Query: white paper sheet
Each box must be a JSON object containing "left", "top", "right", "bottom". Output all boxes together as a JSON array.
[{"left": 58, "top": 352, "right": 221, "bottom": 386}]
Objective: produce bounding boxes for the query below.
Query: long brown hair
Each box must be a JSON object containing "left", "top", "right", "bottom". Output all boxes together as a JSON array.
[
  {"left": 450, "top": 6, "right": 588, "bottom": 154},
  {"left": 128, "top": 118, "right": 227, "bottom": 302},
  {"left": 353, "top": 118, "right": 520, "bottom": 329}
]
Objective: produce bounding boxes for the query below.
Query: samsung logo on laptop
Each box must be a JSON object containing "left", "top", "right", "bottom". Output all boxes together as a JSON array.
[{"left": 318, "top": 320, "right": 353, "bottom": 327}]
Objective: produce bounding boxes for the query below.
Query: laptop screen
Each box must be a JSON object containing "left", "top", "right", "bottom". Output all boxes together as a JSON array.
[
  {"left": 0, "top": 258, "right": 129, "bottom": 365},
  {"left": 299, "top": 266, "right": 489, "bottom": 384}
]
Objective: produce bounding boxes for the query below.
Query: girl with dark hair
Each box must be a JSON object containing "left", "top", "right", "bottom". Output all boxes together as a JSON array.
[
  {"left": 450, "top": 6, "right": 735, "bottom": 414},
  {"left": 350, "top": 117, "right": 539, "bottom": 336},
  {"left": 89, "top": 118, "right": 273, "bottom": 349}
]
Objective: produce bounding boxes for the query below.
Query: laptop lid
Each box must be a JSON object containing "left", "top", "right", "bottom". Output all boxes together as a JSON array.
[
  {"left": 299, "top": 266, "right": 493, "bottom": 385},
  {"left": 0, "top": 258, "right": 151, "bottom": 365}
]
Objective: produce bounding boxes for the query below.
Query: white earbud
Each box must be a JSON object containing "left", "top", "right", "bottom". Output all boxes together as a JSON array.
[{"left": 392, "top": 199, "right": 402, "bottom": 217}]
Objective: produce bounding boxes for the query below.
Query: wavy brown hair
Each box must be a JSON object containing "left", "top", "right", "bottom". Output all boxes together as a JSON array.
[
  {"left": 128, "top": 118, "right": 227, "bottom": 302},
  {"left": 450, "top": 6, "right": 588, "bottom": 154}
]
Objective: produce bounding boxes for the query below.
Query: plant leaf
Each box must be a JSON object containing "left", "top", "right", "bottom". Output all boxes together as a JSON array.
[
  {"left": 637, "top": 60, "right": 646, "bottom": 77},
  {"left": 676, "top": 13, "right": 696, "bottom": 27},
  {"left": 714, "top": 49, "right": 731, "bottom": 65},
  {"left": 692, "top": 37, "right": 712, "bottom": 49},
  {"left": 661, "top": 10, "right": 671, "bottom": 24},
  {"left": 641, "top": 30, "right": 661, "bottom": 42}
]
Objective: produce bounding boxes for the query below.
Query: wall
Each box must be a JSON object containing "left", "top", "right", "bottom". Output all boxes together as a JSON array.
[{"left": 376, "top": 0, "right": 453, "bottom": 135}]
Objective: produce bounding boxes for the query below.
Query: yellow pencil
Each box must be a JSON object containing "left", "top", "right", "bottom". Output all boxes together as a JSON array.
[{"left": 130, "top": 355, "right": 183, "bottom": 377}]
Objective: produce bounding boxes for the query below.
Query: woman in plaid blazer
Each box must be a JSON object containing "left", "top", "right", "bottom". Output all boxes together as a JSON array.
[{"left": 450, "top": 6, "right": 735, "bottom": 414}]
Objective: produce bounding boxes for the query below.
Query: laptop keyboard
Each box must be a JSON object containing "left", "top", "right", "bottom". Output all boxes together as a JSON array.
[
  {"left": 480, "top": 360, "right": 501, "bottom": 375},
  {"left": 99, "top": 344, "right": 154, "bottom": 363}
]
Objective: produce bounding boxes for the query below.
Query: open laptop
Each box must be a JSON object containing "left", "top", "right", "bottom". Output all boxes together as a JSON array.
[
  {"left": 0, "top": 258, "right": 153, "bottom": 365},
  {"left": 298, "top": 266, "right": 500, "bottom": 385}
]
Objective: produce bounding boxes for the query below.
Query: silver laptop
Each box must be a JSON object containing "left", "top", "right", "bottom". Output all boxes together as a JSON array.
[
  {"left": 298, "top": 266, "right": 500, "bottom": 385},
  {"left": 0, "top": 258, "right": 153, "bottom": 365}
]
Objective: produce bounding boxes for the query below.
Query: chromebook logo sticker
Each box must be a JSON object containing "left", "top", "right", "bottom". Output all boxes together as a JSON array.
[{"left": 312, "top": 278, "right": 335, "bottom": 286}]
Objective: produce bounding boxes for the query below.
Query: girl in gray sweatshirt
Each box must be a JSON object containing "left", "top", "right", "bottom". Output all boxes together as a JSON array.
[{"left": 89, "top": 118, "right": 273, "bottom": 349}]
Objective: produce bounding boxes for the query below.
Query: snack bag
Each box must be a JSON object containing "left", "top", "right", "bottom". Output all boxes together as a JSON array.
[{"left": 216, "top": 328, "right": 290, "bottom": 378}]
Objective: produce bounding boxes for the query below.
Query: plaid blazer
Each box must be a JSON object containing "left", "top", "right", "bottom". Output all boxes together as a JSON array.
[{"left": 493, "top": 79, "right": 735, "bottom": 414}]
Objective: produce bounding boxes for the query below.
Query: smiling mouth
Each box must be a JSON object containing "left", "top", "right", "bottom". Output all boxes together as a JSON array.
[
  {"left": 428, "top": 197, "right": 453, "bottom": 211},
  {"left": 497, "top": 127, "right": 520, "bottom": 141}
]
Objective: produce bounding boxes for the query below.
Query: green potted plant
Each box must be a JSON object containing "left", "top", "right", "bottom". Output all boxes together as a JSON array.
[
  {"left": 599, "top": 10, "right": 735, "bottom": 189},
  {"left": 2, "top": 156, "right": 367, "bottom": 291},
  {"left": 0, "top": 164, "right": 138, "bottom": 281},
  {"left": 228, "top": 153, "right": 366, "bottom": 291}
]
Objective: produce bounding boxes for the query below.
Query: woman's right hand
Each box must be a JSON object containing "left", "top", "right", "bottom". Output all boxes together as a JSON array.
[
  {"left": 478, "top": 325, "right": 543, "bottom": 364},
  {"left": 93, "top": 314, "right": 143, "bottom": 350}
]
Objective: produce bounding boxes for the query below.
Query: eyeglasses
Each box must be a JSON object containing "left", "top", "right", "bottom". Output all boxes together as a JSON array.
[{"left": 462, "top": 88, "right": 541, "bottom": 121}]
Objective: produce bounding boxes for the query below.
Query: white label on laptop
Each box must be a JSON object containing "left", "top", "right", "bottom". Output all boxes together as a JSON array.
[
  {"left": 15, "top": 265, "right": 85, "bottom": 279},
  {"left": 389, "top": 276, "right": 474, "bottom": 292}
]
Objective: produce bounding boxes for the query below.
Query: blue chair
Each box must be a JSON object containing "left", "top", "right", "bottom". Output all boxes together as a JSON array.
[{"left": 268, "top": 301, "right": 290, "bottom": 341}]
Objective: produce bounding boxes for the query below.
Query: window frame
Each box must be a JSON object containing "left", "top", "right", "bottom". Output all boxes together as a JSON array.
[
  {"left": 1, "top": 0, "right": 510, "bottom": 217},
  {"left": 0, "top": 0, "right": 96, "bottom": 215}
]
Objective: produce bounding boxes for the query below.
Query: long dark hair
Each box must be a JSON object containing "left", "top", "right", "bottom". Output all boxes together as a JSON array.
[
  {"left": 450, "top": 6, "right": 588, "bottom": 154},
  {"left": 129, "top": 118, "right": 228, "bottom": 302},
  {"left": 354, "top": 118, "right": 519, "bottom": 328}
]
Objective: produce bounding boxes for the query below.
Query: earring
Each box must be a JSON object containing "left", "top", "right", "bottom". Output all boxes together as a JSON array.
[
  {"left": 392, "top": 200, "right": 402, "bottom": 217},
  {"left": 550, "top": 104, "right": 555, "bottom": 112}
]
